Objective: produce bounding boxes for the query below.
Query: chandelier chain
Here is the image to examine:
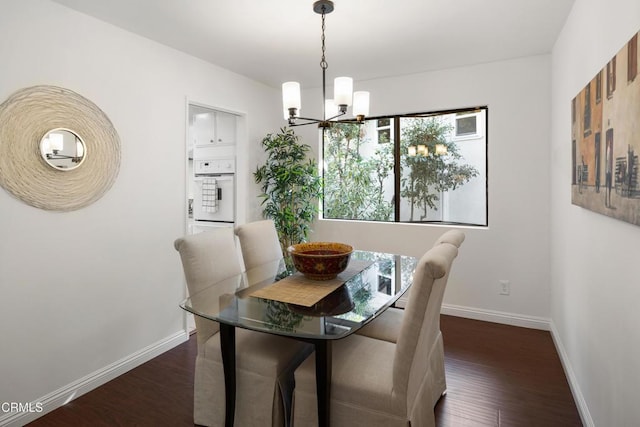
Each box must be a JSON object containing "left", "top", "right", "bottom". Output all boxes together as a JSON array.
[
  {"left": 320, "top": 6, "right": 328, "bottom": 121},
  {"left": 320, "top": 9, "right": 328, "bottom": 70}
]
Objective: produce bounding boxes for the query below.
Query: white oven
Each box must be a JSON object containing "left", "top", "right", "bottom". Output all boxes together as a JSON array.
[{"left": 192, "top": 157, "right": 235, "bottom": 224}]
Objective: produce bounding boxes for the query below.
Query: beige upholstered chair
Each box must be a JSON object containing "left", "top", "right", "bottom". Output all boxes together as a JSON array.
[
  {"left": 174, "top": 228, "right": 312, "bottom": 427},
  {"left": 235, "top": 219, "right": 283, "bottom": 269},
  {"left": 433, "top": 229, "right": 466, "bottom": 248},
  {"left": 235, "top": 220, "right": 285, "bottom": 285},
  {"left": 292, "top": 242, "right": 460, "bottom": 427},
  {"left": 356, "top": 229, "right": 465, "bottom": 343}
]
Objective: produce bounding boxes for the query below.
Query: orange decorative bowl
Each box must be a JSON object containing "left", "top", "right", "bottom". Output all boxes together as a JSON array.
[{"left": 287, "top": 242, "right": 353, "bottom": 280}]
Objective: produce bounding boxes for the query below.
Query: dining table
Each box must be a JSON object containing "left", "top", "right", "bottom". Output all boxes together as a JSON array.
[{"left": 180, "top": 249, "right": 417, "bottom": 427}]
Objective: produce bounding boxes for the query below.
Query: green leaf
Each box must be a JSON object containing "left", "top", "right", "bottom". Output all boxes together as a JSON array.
[{"left": 254, "top": 127, "right": 321, "bottom": 254}]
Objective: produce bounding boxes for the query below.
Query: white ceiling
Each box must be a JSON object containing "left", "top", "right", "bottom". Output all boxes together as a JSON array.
[{"left": 51, "top": 0, "right": 575, "bottom": 89}]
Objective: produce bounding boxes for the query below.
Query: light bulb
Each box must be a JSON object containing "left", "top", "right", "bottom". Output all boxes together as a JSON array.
[
  {"left": 334, "top": 77, "right": 353, "bottom": 107},
  {"left": 353, "top": 91, "right": 370, "bottom": 118},
  {"left": 282, "top": 82, "right": 301, "bottom": 115}
]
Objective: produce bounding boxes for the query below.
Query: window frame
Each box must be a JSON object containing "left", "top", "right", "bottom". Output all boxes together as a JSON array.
[
  {"left": 453, "top": 112, "right": 481, "bottom": 140},
  {"left": 321, "top": 106, "right": 489, "bottom": 227}
]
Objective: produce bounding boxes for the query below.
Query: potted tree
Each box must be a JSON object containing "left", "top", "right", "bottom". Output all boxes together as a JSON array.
[{"left": 254, "top": 127, "right": 322, "bottom": 263}]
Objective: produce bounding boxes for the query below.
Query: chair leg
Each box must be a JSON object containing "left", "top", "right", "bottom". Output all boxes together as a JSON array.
[{"left": 279, "top": 374, "right": 294, "bottom": 427}]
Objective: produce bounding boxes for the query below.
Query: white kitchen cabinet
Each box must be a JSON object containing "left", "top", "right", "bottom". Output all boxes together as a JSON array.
[
  {"left": 192, "top": 110, "right": 216, "bottom": 146},
  {"left": 191, "top": 106, "right": 237, "bottom": 147},
  {"left": 215, "top": 111, "right": 236, "bottom": 145}
]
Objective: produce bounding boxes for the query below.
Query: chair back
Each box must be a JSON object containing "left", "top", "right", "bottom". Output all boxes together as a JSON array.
[
  {"left": 174, "top": 228, "right": 242, "bottom": 347},
  {"left": 433, "top": 229, "right": 465, "bottom": 248},
  {"left": 392, "top": 242, "right": 459, "bottom": 413},
  {"left": 235, "top": 219, "right": 283, "bottom": 269}
]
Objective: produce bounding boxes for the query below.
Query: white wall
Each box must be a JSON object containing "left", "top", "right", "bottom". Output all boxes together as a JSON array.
[
  {"left": 0, "top": 0, "right": 280, "bottom": 423},
  {"left": 550, "top": 0, "right": 640, "bottom": 425},
  {"left": 299, "top": 55, "right": 553, "bottom": 327}
]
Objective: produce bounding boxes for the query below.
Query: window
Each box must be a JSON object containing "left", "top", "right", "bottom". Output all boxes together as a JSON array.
[
  {"left": 455, "top": 113, "right": 478, "bottom": 138},
  {"left": 322, "top": 107, "right": 488, "bottom": 226},
  {"left": 628, "top": 33, "right": 638, "bottom": 83},
  {"left": 607, "top": 56, "right": 616, "bottom": 99},
  {"left": 583, "top": 82, "right": 591, "bottom": 137},
  {"left": 376, "top": 118, "right": 391, "bottom": 144}
]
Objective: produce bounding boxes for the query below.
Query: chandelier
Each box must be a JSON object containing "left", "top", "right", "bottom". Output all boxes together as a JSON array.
[{"left": 282, "top": 0, "right": 370, "bottom": 128}]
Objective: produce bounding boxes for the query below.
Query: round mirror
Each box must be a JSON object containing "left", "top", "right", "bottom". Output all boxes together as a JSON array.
[{"left": 39, "top": 128, "right": 87, "bottom": 171}]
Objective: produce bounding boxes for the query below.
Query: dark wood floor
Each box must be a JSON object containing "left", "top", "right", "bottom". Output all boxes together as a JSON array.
[
  {"left": 435, "top": 316, "right": 581, "bottom": 426},
  {"left": 28, "top": 315, "right": 582, "bottom": 427}
]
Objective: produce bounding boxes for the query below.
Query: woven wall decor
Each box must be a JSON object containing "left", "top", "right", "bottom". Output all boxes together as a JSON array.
[{"left": 0, "top": 85, "right": 121, "bottom": 211}]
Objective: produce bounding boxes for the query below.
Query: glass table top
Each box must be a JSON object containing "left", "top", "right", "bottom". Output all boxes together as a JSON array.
[{"left": 180, "top": 250, "right": 417, "bottom": 340}]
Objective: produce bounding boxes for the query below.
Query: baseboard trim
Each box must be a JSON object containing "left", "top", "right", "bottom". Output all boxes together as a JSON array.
[
  {"left": 0, "top": 330, "right": 189, "bottom": 427},
  {"left": 441, "top": 303, "right": 550, "bottom": 330},
  {"left": 549, "top": 320, "right": 595, "bottom": 427}
]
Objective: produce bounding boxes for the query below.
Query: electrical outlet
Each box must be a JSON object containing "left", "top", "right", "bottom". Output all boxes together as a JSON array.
[{"left": 499, "top": 280, "right": 510, "bottom": 295}]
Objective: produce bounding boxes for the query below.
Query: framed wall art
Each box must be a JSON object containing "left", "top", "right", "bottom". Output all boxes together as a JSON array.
[
  {"left": 0, "top": 85, "right": 120, "bottom": 211},
  {"left": 571, "top": 30, "right": 640, "bottom": 226}
]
